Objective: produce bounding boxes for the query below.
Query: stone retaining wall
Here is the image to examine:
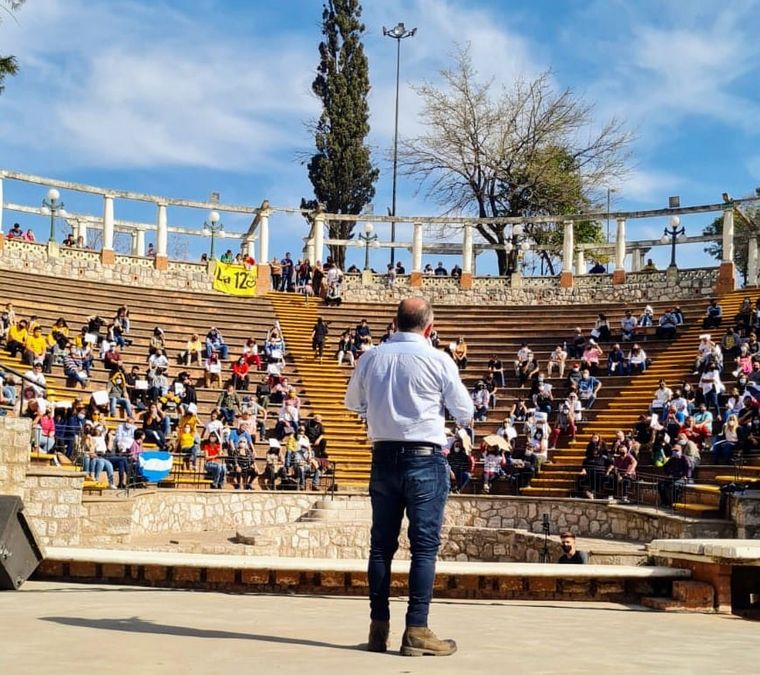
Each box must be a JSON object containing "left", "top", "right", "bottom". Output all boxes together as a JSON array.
[
  {"left": 341, "top": 268, "right": 718, "bottom": 305},
  {"left": 1, "top": 237, "right": 719, "bottom": 303},
  {"left": 1, "top": 239, "right": 212, "bottom": 292},
  {"left": 0, "top": 416, "right": 31, "bottom": 497},
  {"left": 79, "top": 491, "right": 317, "bottom": 545},
  {"left": 78, "top": 492, "right": 734, "bottom": 548},
  {"left": 234, "top": 521, "right": 644, "bottom": 565},
  {"left": 23, "top": 469, "right": 83, "bottom": 547},
  {"left": 730, "top": 492, "right": 760, "bottom": 539}
]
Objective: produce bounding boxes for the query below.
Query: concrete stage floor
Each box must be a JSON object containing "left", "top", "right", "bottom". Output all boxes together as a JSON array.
[{"left": 1, "top": 582, "right": 757, "bottom": 674}]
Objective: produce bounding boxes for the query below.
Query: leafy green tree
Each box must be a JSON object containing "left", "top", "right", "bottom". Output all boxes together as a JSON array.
[
  {"left": 302, "top": 0, "right": 378, "bottom": 269},
  {"left": 0, "top": 1, "right": 25, "bottom": 95}
]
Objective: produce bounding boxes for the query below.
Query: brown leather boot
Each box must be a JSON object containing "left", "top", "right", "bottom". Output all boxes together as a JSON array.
[
  {"left": 400, "top": 626, "right": 457, "bottom": 657},
  {"left": 367, "top": 620, "right": 389, "bottom": 653}
]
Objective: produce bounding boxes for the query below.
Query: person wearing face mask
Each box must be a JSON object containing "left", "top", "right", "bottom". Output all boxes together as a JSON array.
[
  {"left": 447, "top": 437, "right": 474, "bottom": 494},
  {"left": 577, "top": 369, "right": 602, "bottom": 409},
  {"left": 471, "top": 381, "right": 489, "bottom": 422},
  {"left": 558, "top": 531, "right": 588, "bottom": 564},
  {"left": 658, "top": 442, "right": 693, "bottom": 506}
]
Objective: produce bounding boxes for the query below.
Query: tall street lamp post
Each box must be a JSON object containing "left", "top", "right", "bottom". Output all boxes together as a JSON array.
[
  {"left": 357, "top": 222, "right": 378, "bottom": 271},
  {"left": 203, "top": 210, "right": 224, "bottom": 260},
  {"left": 661, "top": 216, "right": 685, "bottom": 269},
  {"left": 383, "top": 21, "right": 416, "bottom": 266},
  {"left": 41, "top": 188, "right": 67, "bottom": 242}
]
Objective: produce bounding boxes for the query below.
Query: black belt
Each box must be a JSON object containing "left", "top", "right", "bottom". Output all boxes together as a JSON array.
[{"left": 373, "top": 441, "right": 441, "bottom": 456}]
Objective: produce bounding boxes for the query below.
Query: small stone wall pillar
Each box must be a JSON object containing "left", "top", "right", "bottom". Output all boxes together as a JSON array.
[
  {"left": 256, "top": 263, "right": 271, "bottom": 295},
  {"left": 716, "top": 209, "right": 736, "bottom": 293},
  {"left": 155, "top": 203, "right": 168, "bottom": 271},
  {"left": 560, "top": 220, "right": 574, "bottom": 288},
  {"left": 613, "top": 218, "right": 626, "bottom": 284}
]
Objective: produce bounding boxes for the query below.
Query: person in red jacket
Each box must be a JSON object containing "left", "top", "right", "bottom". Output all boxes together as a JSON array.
[{"left": 231, "top": 357, "right": 250, "bottom": 391}]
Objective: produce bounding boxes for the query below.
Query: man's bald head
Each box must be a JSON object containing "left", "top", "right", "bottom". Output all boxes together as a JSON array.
[{"left": 397, "top": 297, "right": 434, "bottom": 334}]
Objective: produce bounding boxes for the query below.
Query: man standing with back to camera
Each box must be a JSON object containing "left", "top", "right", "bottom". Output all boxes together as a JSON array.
[{"left": 345, "top": 297, "right": 474, "bottom": 657}]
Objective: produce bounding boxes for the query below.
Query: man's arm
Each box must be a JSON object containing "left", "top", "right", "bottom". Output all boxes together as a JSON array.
[
  {"left": 441, "top": 357, "right": 475, "bottom": 426},
  {"left": 344, "top": 358, "right": 367, "bottom": 414}
]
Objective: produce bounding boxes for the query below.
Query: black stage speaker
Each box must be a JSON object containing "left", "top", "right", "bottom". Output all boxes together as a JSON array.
[{"left": 0, "top": 495, "right": 45, "bottom": 590}]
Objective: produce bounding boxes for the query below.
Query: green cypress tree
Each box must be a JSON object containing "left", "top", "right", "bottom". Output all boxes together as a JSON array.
[{"left": 303, "top": 0, "right": 378, "bottom": 270}]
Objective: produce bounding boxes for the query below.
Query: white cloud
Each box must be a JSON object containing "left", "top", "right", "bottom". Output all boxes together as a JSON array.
[
  {"left": 617, "top": 168, "right": 684, "bottom": 205},
  {"left": 0, "top": 0, "right": 318, "bottom": 170},
  {"left": 585, "top": 2, "right": 760, "bottom": 145}
]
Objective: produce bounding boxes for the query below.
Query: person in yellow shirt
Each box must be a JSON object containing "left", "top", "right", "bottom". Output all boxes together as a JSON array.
[
  {"left": 181, "top": 334, "right": 204, "bottom": 365},
  {"left": 25, "top": 326, "right": 48, "bottom": 364},
  {"left": 51, "top": 318, "right": 70, "bottom": 348},
  {"left": 177, "top": 405, "right": 201, "bottom": 469},
  {"left": 7, "top": 319, "right": 29, "bottom": 358}
]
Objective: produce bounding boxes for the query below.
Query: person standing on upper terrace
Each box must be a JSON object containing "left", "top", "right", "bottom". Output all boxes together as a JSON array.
[{"left": 345, "top": 297, "right": 473, "bottom": 657}]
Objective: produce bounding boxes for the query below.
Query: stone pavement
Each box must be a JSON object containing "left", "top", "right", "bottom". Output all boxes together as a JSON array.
[{"left": 0, "top": 582, "right": 758, "bottom": 675}]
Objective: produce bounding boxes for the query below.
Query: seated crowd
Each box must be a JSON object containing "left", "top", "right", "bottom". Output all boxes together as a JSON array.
[{"left": 0, "top": 301, "right": 330, "bottom": 492}]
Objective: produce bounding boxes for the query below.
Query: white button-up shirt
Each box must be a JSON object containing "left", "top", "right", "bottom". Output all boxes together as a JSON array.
[{"left": 345, "top": 331, "right": 474, "bottom": 447}]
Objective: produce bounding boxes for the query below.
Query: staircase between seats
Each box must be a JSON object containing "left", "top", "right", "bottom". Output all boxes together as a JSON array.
[{"left": 268, "top": 294, "right": 371, "bottom": 487}]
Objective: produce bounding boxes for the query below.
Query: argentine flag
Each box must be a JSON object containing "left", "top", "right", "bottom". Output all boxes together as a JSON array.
[{"left": 138, "top": 451, "right": 173, "bottom": 483}]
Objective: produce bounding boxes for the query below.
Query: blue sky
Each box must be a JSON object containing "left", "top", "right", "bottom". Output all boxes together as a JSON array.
[{"left": 1, "top": 0, "right": 759, "bottom": 272}]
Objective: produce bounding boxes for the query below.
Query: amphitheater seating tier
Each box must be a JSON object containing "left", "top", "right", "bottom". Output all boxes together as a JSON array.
[{"left": 4, "top": 266, "right": 757, "bottom": 503}]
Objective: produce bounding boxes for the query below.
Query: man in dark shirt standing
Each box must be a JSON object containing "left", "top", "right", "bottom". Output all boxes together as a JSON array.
[{"left": 558, "top": 531, "right": 588, "bottom": 564}]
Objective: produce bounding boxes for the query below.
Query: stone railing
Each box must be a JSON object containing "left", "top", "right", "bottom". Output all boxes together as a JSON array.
[
  {"left": 0, "top": 232, "right": 721, "bottom": 303},
  {"left": 342, "top": 267, "right": 720, "bottom": 305},
  {"left": 0, "top": 236, "right": 216, "bottom": 292},
  {"left": 114, "top": 253, "right": 155, "bottom": 268}
]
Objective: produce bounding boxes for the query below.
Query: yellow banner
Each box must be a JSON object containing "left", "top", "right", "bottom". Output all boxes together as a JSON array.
[{"left": 212, "top": 262, "right": 258, "bottom": 296}]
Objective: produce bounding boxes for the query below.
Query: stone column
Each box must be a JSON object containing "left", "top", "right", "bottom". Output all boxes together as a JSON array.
[
  {"left": 631, "top": 247, "right": 641, "bottom": 272},
  {"left": 155, "top": 203, "right": 168, "bottom": 271},
  {"left": 716, "top": 208, "right": 736, "bottom": 293},
  {"left": 75, "top": 220, "right": 88, "bottom": 247},
  {"left": 313, "top": 212, "right": 325, "bottom": 265},
  {"left": 0, "top": 176, "right": 5, "bottom": 251},
  {"left": 133, "top": 228, "right": 146, "bottom": 257},
  {"left": 258, "top": 207, "right": 270, "bottom": 265},
  {"left": 304, "top": 236, "right": 315, "bottom": 265},
  {"left": 101, "top": 195, "right": 115, "bottom": 265},
  {"left": 410, "top": 222, "right": 423, "bottom": 287},
  {"left": 575, "top": 248, "right": 585, "bottom": 275},
  {"left": 256, "top": 206, "right": 271, "bottom": 295},
  {"left": 560, "top": 220, "right": 574, "bottom": 288},
  {"left": 612, "top": 218, "right": 626, "bottom": 284},
  {"left": 461, "top": 223, "right": 473, "bottom": 289},
  {"left": 747, "top": 237, "right": 759, "bottom": 287}
]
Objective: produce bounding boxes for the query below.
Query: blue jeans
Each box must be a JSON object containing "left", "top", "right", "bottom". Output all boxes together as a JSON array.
[
  {"left": 83, "top": 456, "right": 114, "bottom": 483},
  {"left": 206, "top": 461, "right": 227, "bottom": 488},
  {"left": 368, "top": 449, "right": 449, "bottom": 628},
  {"left": 109, "top": 396, "right": 133, "bottom": 418}
]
